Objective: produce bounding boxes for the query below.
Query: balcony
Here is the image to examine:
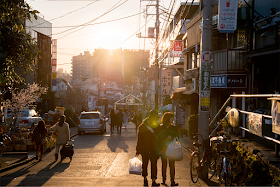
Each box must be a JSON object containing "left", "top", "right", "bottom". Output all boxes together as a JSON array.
[{"left": 211, "top": 49, "right": 248, "bottom": 74}]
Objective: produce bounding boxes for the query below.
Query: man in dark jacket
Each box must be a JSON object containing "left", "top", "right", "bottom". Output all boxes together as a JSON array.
[{"left": 136, "top": 110, "right": 160, "bottom": 186}]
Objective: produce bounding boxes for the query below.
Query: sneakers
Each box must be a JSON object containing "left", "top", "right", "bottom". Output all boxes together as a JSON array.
[{"left": 143, "top": 178, "right": 148, "bottom": 186}]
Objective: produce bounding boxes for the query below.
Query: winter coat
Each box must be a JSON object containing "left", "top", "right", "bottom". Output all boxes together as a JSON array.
[
  {"left": 53, "top": 122, "right": 70, "bottom": 145},
  {"left": 136, "top": 118, "right": 160, "bottom": 155}
]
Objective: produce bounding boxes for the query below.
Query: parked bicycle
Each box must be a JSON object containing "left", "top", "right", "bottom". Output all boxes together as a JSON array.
[
  {"left": 210, "top": 135, "right": 237, "bottom": 186},
  {"left": 190, "top": 133, "right": 216, "bottom": 183}
]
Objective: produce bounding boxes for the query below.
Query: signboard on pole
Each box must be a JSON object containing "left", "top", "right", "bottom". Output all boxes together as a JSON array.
[
  {"left": 170, "top": 40, "right": 184, "bottom": 57},
  {"left": 161, "top": 69, "right": 172, "bottom": 96},
  {"left": 200, "top": 51, "right": 211, "bottom": 111},
  {"left": 218, "top": 0, "right": 238, "bottom": 33}
]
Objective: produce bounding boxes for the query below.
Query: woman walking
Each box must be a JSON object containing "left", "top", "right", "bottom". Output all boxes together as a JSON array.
[
  {"left": 123, "top": 109, "right": 128, "bottom": 129},
  {"left": 158, "top": 112, "right": 180, "bottom": 186},
  {"left": 32, "top": 120, "right": 47, "bottom": 161},
  {"left": 109, "top": 109, "right": 116, "bottom": 135},
  {"left": 53, "top": 115, "right": 70, "bottom": 161}
]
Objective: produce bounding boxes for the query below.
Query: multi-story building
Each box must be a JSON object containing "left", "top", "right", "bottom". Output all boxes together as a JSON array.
[
  {"left": 25, "top": 15, "right": 53, "bottom": 113},
  {"left": 71, "top": 51, "right": 94, "bottom": 82}
]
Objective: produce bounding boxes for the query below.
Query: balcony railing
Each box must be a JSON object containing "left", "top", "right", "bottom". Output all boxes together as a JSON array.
[{"left": 211, "top": 49, "right": 248, "bottom": 74}]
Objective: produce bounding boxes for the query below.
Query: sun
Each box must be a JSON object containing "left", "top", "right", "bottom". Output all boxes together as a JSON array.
[{"left": 90, "top": 29, "right": 125, "bottom": 50}]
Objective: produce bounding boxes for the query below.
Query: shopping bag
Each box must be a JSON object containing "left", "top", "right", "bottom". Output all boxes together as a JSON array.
[
  {"left": 41, "top": 138, "right": 47, "bottom": 146},
  {"left": 166, "top": 137, "right": 183, "bottom": 161},
  {"left": 129, "top": 156, "right": 142, "bottom": 175}
]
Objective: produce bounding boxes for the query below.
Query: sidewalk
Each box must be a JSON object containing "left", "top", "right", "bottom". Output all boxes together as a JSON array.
[{"left": 0, "top": 127, "right": 78, "bottom": 172}]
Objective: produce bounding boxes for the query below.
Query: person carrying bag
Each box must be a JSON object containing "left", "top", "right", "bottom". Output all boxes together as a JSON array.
[{"left": 157, "top": 112, "right": 182, "bottom": 186}]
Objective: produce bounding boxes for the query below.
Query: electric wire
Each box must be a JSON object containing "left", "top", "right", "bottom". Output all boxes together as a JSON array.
[
  {"left": 53, "top": 0, "right": 128, "bottom": 38},
  {"left": 31, "top": 0, "right": 99, "bottom": 28}
]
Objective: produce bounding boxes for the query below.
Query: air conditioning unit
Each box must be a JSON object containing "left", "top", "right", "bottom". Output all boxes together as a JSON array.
[{"left": 192, "top": 78, "right": 196, "bottom": 91}]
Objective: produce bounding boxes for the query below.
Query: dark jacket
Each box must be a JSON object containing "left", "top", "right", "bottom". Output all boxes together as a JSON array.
[
  {"left": 117, "top": 111, "right": 123, "bottom": 124},
  {"left": 157, "top": 124, "right": 180, "bottom": 157},
  {"left": 133, "top": 113, "right": 142, "bottom": 127},
  {"left": 136, "top": 118, "right": 160, "bottom": 155}
]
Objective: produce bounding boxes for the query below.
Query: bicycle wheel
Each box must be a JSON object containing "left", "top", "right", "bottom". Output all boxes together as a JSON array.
[
  {"left": 190, "top": 151, "right": 200, "bottom": 183},
  {"left": 208, "top": 153, "right": 216, "bottom": 180},
  {"left": 222, "top": 157, "right": 228, "bottom": 186}
]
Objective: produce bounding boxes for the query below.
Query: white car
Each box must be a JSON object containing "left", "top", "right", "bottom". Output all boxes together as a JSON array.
[
  {"left": 6, "top": 109, "right": 42, "bottom": 128},
  {"left": 78, "top": 111, "right": 107, "bottom": 135}
]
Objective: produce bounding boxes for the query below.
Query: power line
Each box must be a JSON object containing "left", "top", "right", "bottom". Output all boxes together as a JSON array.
[
  {"left": 55, "top": 0, "right": 128, "bottom": 39},
  {"left": 27, "top": 11, "right": 142, "bottom": 29}
]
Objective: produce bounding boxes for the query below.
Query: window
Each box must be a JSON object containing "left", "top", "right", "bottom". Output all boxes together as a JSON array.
[{"left": 80, "top": 113, "right": 99, "bottom": 119}]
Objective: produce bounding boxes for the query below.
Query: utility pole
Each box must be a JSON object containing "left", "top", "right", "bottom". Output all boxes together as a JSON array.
[
  {"left": 137, "top": 0, "right": 160, "bottom": 111},
  {"left": 155, "top": 0, "right": 159, "bottom": 111},
  {"left": 198, "top": 0, "right": 213, "bottom": 180}
]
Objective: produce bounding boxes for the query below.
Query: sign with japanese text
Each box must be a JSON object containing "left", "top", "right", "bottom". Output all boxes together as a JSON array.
[
  {"left": 271, "top": 100, "right": 280, "bottom": 135},
  {"left": 170, "top": 40, "right": 184, "bottom": 57},
  {"left": 218, "top": 0, "right": 238, "bottom": 33},
  {"left": 211, "top": 74, "right": 247, "bottom": 88},
  {"left": 200, "top": 51, "right": 211, "bottom": 111},
  {"left": 176, "top": 106, "right": 185, "bottom": 126},
  {"left": 51, "top": 39, "right": 57, "bottom": 88},
  {"left": 161, "top": 69, "right": 172, "bottom": 96}
]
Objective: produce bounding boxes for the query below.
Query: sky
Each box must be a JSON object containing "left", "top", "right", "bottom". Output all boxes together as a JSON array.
[{"left": 27, "top": 0, "right": 185, "bottom": 73}]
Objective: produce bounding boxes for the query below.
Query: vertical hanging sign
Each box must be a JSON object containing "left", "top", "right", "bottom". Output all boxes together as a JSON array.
[
  {"left": 51, "top": 39, "right": 57, "bottom": 91},
  {"left": 200, "top": 51, "right": 211, "bottom": 111},
  {"left": 218, "top": 0, "right": 238, "bottom": 33},
  {"left": 161, "top": 69, "right": 172, "bottom": 96}
]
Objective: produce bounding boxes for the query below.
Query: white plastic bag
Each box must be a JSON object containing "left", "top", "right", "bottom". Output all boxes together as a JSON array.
[
  {"left": 129, "top": 156, "right": 142, "bottom": 175},
  {"left": 166, "top": 137, "right": 183, "bottom": 161}
]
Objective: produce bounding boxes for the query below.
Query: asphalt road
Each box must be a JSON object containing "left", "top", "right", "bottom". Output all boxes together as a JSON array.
[{"left": 0, "top": 122, "right": 218, "bottom": 186}]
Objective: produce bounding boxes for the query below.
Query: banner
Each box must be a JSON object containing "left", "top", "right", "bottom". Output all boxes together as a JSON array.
[
  {"left": 218, "top": 0, "right": 238, "bottom": 33},
  {"left": 272, "top": 100, "right": 280, "bottom": 135},
  {"left": 170, "top": 40, "right": 184, "bottom": 57},
  {"left": 247, "top": 113, "right": 263, "bottom": 137}
]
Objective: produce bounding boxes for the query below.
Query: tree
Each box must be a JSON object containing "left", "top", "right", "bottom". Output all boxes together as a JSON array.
[
  {"left": 2, "top": 83, "right": 48, "bottom": 126},
  {"left": 0, "top": 0, "right": 40, "bottom": 85}
]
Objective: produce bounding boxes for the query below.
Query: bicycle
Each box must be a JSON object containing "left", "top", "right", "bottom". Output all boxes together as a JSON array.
[
  {"left": 190, "top": 133, "right": 216, "bottom": 183},
  {"left": 211, "top": 136, "right": 237, "bottom": 186}
]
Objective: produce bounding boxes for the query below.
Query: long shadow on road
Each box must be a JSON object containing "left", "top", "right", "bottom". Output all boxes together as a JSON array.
[
  {"left": 16, "top": 160, "right": 70, "bottom": 186},
  {"left": 107, "top": 135, "right": 129, "bottom": 152}
]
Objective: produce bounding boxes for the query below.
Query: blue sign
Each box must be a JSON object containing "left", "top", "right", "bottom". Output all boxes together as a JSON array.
[{"left": 210, "top": 75, "right": 227, "bottom": 87}]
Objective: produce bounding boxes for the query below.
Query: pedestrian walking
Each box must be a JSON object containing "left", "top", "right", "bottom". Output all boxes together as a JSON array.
[
  {"left": 117, "top": 109, "right": 123, "bottom": 135},
  {"left": 32, "top": 120, "right": 47, "bottom": 161},
  {"left": 53, "top": 115, "right": 70, "bottom": 161},
  {"left": 136, "top": 110, "right": 160, "bottom": 186},
  {"left": 133, "top": 110, "right": 142, "bottom": 133},
  {"left": 123, "top": 109, "right": 128, "bottom": 129},
  {"left": 109, "top": 109, "right": 116, "bottom": 135},
  {"left": 157, "top": 112, "right": 180, "bottom": 186}
]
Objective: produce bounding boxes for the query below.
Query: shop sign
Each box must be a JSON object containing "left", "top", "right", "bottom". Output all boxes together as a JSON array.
[
  {"left": 218, "top": 0, "right": 238, "bottom": 33},
  {"left": 211, "top": 74, "right": 247, "bottom": 88},
  {"left": 176, "top": 106, "right": 185, "bottom": 126},
  {"left": 126, "top": 97, "right": 135, "bottom": 104},
  {"left": 170, "top": 40, "right": 184, "bottom": 57},
  {"left": 161, "top": 69, "right": 172, "bottom": 96}
]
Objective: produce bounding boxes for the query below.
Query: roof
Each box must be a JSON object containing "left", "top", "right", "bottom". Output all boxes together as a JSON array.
[{"left": 114, "top": 94, "right": 142, "bottom": 106}]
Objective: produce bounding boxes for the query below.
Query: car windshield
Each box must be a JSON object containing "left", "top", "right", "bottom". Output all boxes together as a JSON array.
[
  {"left": 7, "top": 110, "right": 29, "bottom": 117},
  {"left": 80, "top": 113, "right": 99, "bottom": 119}
]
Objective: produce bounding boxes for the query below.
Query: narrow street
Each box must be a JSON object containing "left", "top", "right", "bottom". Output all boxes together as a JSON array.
[{"left": 0, "top": 122, "right": 216, "bottom": 186}]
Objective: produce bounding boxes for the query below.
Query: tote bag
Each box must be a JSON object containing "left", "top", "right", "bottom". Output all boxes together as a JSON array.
[
  {"left": 165, "top": 137, "right": 183, "bottom": 161},
  {"left": 129, "top": 156, "right": 142, "bottom": 175}
]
